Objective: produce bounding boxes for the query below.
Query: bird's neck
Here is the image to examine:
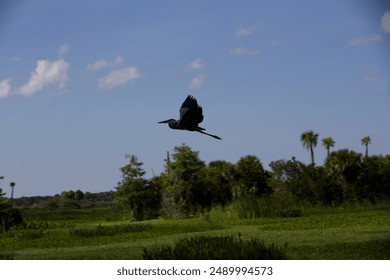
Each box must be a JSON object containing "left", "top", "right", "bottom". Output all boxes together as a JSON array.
[{"left": 168, "top": 120, "right": 181, "bottom": 129}]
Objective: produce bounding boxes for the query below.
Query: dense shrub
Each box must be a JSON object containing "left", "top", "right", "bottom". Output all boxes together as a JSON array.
[
  {"left": 0, "top": 203, "right": 23, "bottom": 232},
  {"left": 142, "top": 234, "right": 288, "bottom": 260},
  {"left": 115, "top": 155, "right": 161, "bottom": 221}
]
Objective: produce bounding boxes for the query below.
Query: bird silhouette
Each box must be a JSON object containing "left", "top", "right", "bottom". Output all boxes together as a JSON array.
[{"left": 158, "top": 95, "right": 221, "bottom": 140}]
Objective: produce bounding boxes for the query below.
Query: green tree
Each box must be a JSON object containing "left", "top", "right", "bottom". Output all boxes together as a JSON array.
[
  {"left": 269, "top": 158, "right": 341, "bottom": 205},
  {"left": 164, "top": 144, "right": 207, "bottom": 216},
  {"left": 325, "top": 149, "right": 362, "bottom": 202},
  {"left": 233, "top": 155, "right": 271, "bottom": 198},
  {"left": 61, "top": 190, "right": 75, "bottom": 200},
  {"left": 361, "top": 136, "right": 371, "bottom": 158},
  {"left": 59, "top": 190, "right": 83, "bottom": 209},
  {"left": 74, "top": 190, "right": 85, "bottom": 200},
  {"left": 203, "top": 160, "right": 234, "bottom": 206},
  {"left": 321, "top": 137, "right": 335, "bottom": 158},
  {"left": 358, "top": 155, "right": 390, "bottom": 201},
  {"left": 300, "top": 130, "right": 319, "bottom": 165},
  {"left": 115, "top": 154, "right": 160, "bottom": 220},
  {"left": 116, "top": 154, "right": 147, "bottom": 219}
]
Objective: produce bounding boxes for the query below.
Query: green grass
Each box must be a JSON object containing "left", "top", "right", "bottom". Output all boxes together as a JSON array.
[{"left": 0, "top": 205, "right": 389, "bottom": 259}]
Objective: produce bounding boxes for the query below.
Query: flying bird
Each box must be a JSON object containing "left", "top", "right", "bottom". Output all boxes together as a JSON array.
[{"left": 158, "top": 95, "right": 221, "bottom": 140}]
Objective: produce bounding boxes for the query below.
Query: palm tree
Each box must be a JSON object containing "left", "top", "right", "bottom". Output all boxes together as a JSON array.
[
  {"left": 10, "top": 182, "right": 15, "bottom": 200},
  {"left": 322, "top": 137, "right": 335, "bottom": 157},
  {"left": 361, "top": 136, "right": 371, "bottom": 158},
  {"left": 300, "top": 130, "right": 319, "bottom": 165},
  {"left": 0, "top": 176, "right": 4, "bottom": 198}
]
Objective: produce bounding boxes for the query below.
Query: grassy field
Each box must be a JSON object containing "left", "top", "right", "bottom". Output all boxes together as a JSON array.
[{"left": 0, "top": 204, "right": 389, "bottom": 260}]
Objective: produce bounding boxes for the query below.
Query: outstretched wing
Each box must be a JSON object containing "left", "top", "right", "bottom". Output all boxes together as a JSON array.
[{"left": 179, "top": 95, "right": 204, "bottom": 128}]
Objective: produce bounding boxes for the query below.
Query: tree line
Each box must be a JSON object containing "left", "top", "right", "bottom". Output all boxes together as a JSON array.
[
  {"left": 0, "top": 190, "right": 115, "bottom": 231},
  {"left": 9, "top": 191, "right": 115, "bottom": 210},
  {"left": 1, "top": 130, "right": 389, "bottom": 227},
  {"left": 300, "top": 130, "right": 372, "bottom": 164},
  {"left": 115, "top": 131, "right": 389, "bottom": 220}
]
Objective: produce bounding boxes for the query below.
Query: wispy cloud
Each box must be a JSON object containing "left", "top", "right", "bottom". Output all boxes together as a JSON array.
[
  {"left": 188, "top": 59, "right": 204, "bottom": 70},
  {"left": 381, "top": 11, "right": 390, "bottom": 33},
  {"left": 58, "top": 44, "right": 70, "bottom": 56},
  {"left": 9, "top": 56, "right": 22, "bottom": 62},
  {"left": 189, "top": 75, "right": 205, "bottom": 90},
  {"left": 270, "top": 39, "right": 286, "bottom": 47},
  {"left": 229, "top": 47, "right": 260, "bottom": 57},
  {"left": 0, "top": 79, "right": 11, "bottom": 99},
  {"left": 98, "top": 67, "right": 140, "bottom": 89},
  {"left": 348, "top": 34, "right": 382, "bottom": 46},
  {"left": 18, "top": 59, "right": 69, "bottom": 97},
  {"left": 361, "top": 74, "right": 380, "bottom": 83},
  {"left": 87, "top": 56, "right": 123, "bottom": 71},
  {"left": 347, "top": 11, "right": 389, "bottom": 46},
  {"left": 235, "top": 26, "right": 257, "bottom": 37}
]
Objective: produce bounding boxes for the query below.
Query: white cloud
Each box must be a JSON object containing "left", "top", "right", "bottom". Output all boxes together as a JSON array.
[
  {"left": 229, "top": 47, "right": 260, "bottom": 57},
  {"left": 235, "top": 26, "right": 257, "bottom": 37},
  {"left": 18, "top": 59, "right": 69, "bottom": 97},
  {"left": 59, "top": 44, "right": 70, "bottom": 56},
  {"left": 88, "top": 60, "right": 108, "bottom": 71},
  {"left": 98, "top": 67, "right": 140, "bottom": 89},
  {"left": 87, "top": 56, "right": 124, "bottom": 71},
  {"left": 188, "top": 59, "right": 204, "bottom": 70},
  {"left": 189, "top": 75, "right": 205, "bottom": 90},
  {"left": 381, "top": 11, "right": 390, "bottom": 33},
  {"left": 348, "top": 34, "right": 382, "bottom": 46},
  {"left": 0, "top": 79, "right": 11, "bottom": 99}
]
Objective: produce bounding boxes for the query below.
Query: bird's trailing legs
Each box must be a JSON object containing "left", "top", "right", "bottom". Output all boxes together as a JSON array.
[{"left": 196, "top": 129, "right": 222, "bottom": 140}]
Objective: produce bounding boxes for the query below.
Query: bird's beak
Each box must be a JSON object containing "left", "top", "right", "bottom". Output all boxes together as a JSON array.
[{"left": 158, "top": 119, "right": 170, "bottom": 124}]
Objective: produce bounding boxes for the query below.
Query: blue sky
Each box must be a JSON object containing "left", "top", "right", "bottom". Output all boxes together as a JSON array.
[{"left": 1, "top": 0, "right": 389, "bottom": 197}]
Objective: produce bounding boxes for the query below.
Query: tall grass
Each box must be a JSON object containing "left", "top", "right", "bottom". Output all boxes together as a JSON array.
[
  {"left": 142, "top": 234, "right": 288, "bottom": 260},
  {"left": 205, "top": 196, "right": 306, "bottom": 221}
]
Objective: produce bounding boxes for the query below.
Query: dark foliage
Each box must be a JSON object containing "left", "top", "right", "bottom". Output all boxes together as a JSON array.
[
  {"left": 0, "top": 201, "right": 23, "bottom": 232},
  {"left": 269, "top": 151, "right": 390, "bottom": 205},
  {"left": 13, "top": 191, "right": 115, "bottom": 209},
  {"left": 8, "top": 144, "right": 390, "bottom": 220},
  {"left": 142, "top": 234, "right": 288, "bottom": 260},
  {"left": 115, "top": 155, "right": 161, "bottom": 221}
]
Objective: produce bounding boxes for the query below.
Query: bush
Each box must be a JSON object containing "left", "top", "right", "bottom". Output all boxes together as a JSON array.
[
  {"left": 142, "top": 234, "right": 288, "bottom": 260},
  {"left": 0, "top": 204, "right": 23, "bottom": 232}
]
